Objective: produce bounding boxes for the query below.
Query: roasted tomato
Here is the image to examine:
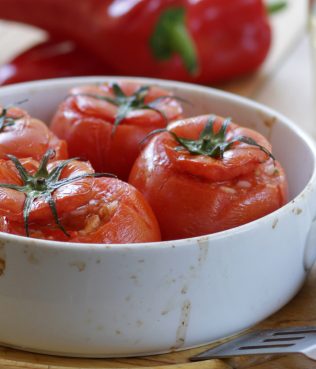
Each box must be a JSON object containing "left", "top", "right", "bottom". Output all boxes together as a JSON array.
[
  {"left": 129, "top": 115, "right": 288, "bottom": 240},
  {"left": 0, "top": 151, "right": 161, "bottom": 243},
  {"left": 0, "top": 105, "right": 67, "bottom": 160},
  {"left": 50, "top": 81, "right": 184, "bottom": 180}
]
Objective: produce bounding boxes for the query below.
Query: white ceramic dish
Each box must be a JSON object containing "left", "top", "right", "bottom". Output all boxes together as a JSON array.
[{"left": 0, "top": 77, "right": 315, "bottom": 358}]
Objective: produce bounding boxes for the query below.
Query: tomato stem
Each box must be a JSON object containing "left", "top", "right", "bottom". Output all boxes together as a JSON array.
[
  {"left": 147, "top": 116, "right": 275, "bottom": 160},
  {"left": 0, "top": 108, "right": 22, "bottom": 132},
  {"left": 71, "top": 83, "right": 169, "bottom": 133},
  {"left": 0, "top": 151, "right": 116, "bottom": 237}
]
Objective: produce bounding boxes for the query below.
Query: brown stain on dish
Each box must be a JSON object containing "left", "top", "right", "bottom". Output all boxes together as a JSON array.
[
  {"left": 28, "top": 252, "right": 39, "bottom": 265},
  {"left": 69, "top": 261, "right": 86, "bottom": 272},
  {"left": 130, "top": 274, "right": 139, "bottom": 286},
  {"left": 262, "top": 115, "right": 277, "bottom": 141},
  {"left": 263, "top": 116, "right": 277, "bottom": 129},
  {"left": 181, "top": 285, "right": 188, "bottom": 295},
  {"left": 22, "top": 245, "right": 40, "bottom": 265},
  {"left": 96, "top": 324, "right": 104, "bottom": 331},
  {"left": 171, "top": 300, "right": 191, "bottom": 350},
  {"left": 272, "top": 218, "right": 279, "bottom": 229},
  {"left": 164, "top": 277, "right": 177, "bottom": 286},
  {"left": 0, "top": 258, "right": 5, "bottom": 276},
  {"left": 197, "top": 238, "right": 209, "bottom": 266},
  {"left": 292, "top": 208, "right": 303, "bottom": 215}
]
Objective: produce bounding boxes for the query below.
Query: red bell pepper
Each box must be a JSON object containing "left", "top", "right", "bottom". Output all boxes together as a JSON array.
[
  {"left": 0, "top": 0, "right": 272, "bottom": 84},
  {"left": 102, "top": 0, "right": 272, "bottom": 83},
  {"left": 0, "top": 37, "right": 115, "bottom": 85}
]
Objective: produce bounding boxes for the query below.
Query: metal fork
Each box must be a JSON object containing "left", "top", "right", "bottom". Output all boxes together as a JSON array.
[{"left": 190, "top": 326, "right": 316, "bottom": 362}]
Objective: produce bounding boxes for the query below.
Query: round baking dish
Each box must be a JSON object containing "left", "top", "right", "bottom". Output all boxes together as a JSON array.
[{"left": 0, "top": 77, "right": 315, "bottom": 357}]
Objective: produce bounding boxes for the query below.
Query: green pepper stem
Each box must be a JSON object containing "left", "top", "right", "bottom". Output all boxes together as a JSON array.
[
  {"left": 266, "top": 0, "right": 287, "bottom": 15},
  {"left": 150, "top": 7, "right": 198, "bottom": 75},
  {"left": 169, "top": 17, "right": 197, "bottom": 74}
]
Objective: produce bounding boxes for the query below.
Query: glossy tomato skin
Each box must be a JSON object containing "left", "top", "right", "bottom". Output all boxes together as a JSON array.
[
  {"left": 0, "top": 158, "right": 161, "bottom": 243},
  {"left": 129, "top": 115, "right": 288, "bottom": 241},
  {"left": 50, "top": 81, "right": 184, "bottom": 181},
  {"left": 0, "top": 106, "right": 67, "bottom": 161}
]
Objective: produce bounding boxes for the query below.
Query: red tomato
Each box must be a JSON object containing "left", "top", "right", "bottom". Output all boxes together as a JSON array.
[
  {"left": 0, "top": 153, "right": 161, "bottom": 243},
  {"left": 50, "top": 81, "right": 184, "bottom": 180},
  {"left": 0, "top": 105, "right": 67, "bottom": 160},
  {"left": 129, "top": 115, "right": 288, "bottom": 240}
]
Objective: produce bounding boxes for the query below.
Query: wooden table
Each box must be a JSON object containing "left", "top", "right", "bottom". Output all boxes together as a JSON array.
[{"left": 0, "top": 264, "right": 316, "bottom": 369}]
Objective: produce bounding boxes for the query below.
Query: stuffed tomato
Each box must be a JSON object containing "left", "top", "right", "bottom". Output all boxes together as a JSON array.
[
  {"left": 0, "top": 105, "right": 67, "bottom": 160},
  {"left": 129, "top": 115, "right": 288, "bottom": 241},
  {"left": 50, "top": 81, "right": 184, "bottom": 180},
  {"left": 0, "top": 151, "right": 161, "bottom": 243}
]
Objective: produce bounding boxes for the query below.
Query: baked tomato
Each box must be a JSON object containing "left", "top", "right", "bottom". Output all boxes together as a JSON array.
[
  {"left": 0, "top": 150, "right": 161, "bottom": 243},
  {"left": 129, "top": 115, "right": 288, "bottom": 240},
  {"left": 0, "top": 105, "right": 67, "bottom": 160},
  {"left": 50, "top": 81, "right": 184, "bottom": 180}
]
